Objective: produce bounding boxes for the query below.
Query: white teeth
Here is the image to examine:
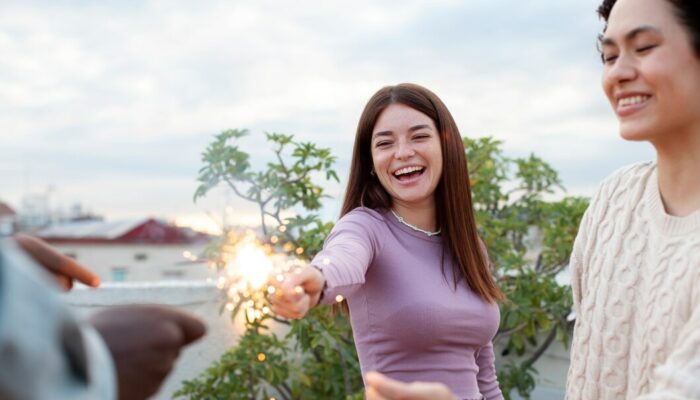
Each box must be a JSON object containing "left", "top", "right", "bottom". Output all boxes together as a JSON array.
[
  {"left": 618, "top": 95, "right": 650, "bottom": 107},
  {"left": 394, "top": 166, "right": 424, "bottom": 176}
]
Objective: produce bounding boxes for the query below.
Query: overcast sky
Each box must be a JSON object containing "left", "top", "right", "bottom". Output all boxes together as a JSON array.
[{"left": 0, "top": 0, "right": 655, "bottom": 231}]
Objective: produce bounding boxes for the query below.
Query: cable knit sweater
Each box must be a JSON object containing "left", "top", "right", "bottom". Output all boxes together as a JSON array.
[{"left": 566, "top": 162, "right": 700, "bottom": 399}]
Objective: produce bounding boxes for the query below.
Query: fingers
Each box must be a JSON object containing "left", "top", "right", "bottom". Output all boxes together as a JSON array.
[
  {"left": 365, "top": 372, "right": 409, "bottom": 399},
  {"left": 270, "top": 293, "right": 311, "bottom": 319},
  {"left": 366, "top": 386, "right": 389, "bottom": 400},
  {"left": 365, "top": 372, "right": 457, "bottom": 400},
  {"left": 279, "top": 268, "right": 311, "bottom": 301},
  {"left": 54, "top": 254, "right": 101, "bottom": 287},
  {"left": 54, "top": 274, "right": 73, "bottom": 291},
  {"left": 273, "top": 266, "right": 324, "bottom": 302},
  {"left": 134, "top": 305, "right": 207, "bottom": 346},
  {"left": 268, "top": 266, "right": 325, "bottom": 319},
  {"left": 164, "top": 307, "right": 207, "bottom": 345},
  {"left": 14, "top": 234, "right": 101, "bottom": 288}
]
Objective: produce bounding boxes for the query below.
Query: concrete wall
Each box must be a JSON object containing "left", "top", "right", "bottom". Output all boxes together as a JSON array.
[
  {"left": 54, "top": 243, "right": 213, "bottom": 282},
  {"left": 495, "top": 338, "right": 569, "bottom": 400}
]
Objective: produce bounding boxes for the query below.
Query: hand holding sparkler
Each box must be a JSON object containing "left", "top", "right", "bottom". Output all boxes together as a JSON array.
[{"left": 269, "top": 265, "right": 325, "bottom": 319}]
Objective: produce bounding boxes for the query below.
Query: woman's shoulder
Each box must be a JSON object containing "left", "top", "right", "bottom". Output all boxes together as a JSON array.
[
  {"left": 329, "top": 207, "right": 388, "bottom": 249},
  {"left": 602, "top": 161, "right": 654, "bottom": 185},
  {"left": 593, "top": 161, "right": 655, "bottom": 200},
  {"left": 338, "top": 207, "right": 388, "bottom": 227},
  {"left": 580, "top": 161, "right": 656, "bottom": 225}
]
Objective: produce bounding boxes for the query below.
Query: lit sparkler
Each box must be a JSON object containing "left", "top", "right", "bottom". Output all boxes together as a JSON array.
[
  {"left": 198, "top": 228, "right": 344, "bottom": 326},
  {"left": 206, "top": 229, "right": 308, "bottom": 324}
]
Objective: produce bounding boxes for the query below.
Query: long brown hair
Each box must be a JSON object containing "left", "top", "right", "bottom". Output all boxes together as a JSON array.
[{"left": 341, "top": 83, "right": 503, "bottom": 303}]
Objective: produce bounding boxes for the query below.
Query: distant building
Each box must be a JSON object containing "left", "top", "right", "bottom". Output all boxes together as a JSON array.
[
  {"left": 0, "top": 201, "right": 18, "bottom": 236},
  {"left": 37, "top": 218, "right": 215, "bottom": 282},
  {"left": 18, "top": 191, "right": 53, "bottom": 232}
]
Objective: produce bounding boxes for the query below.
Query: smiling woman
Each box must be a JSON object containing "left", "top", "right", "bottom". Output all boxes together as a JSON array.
[
  {"left": 270, "top": 83, "right": 505, "bottom": 400},
  {"left": 565, "top": 0, "right": 700, "bottom": 399}
]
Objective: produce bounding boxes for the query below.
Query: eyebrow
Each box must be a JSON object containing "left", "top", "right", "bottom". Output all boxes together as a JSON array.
[
  {"left": 599, "top": 25, "right": 662, "bottom": 47},
  {"left": 372, "top": 124, "right": 432, "bottom": 138}
]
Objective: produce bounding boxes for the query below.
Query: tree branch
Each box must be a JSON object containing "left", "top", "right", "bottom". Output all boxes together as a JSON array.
[
  {"left": 275, "top": 146, "right": 290, "bottom": 174},
  {"left": 224, "top": 177, "right": 257, "bottom": 203},
  {"left": 275, "top": 382, "right": 293, "bottom": 400},
  {"left": 282, "top": 170, "right": 310, "bottom": 186},
  {"left": 259, "top": 203, "right": 268, "bottom": 236},
  {"left": 270, "top": 316, "right": 292, "bottom": 325},
  {"left": 522, "top": 326, "right": 558, "bottom": 369},
  {"left": 262, "top": 209, "right": 304, "bottom": 250},
  {"left": 496, "top": 321, "right": 528, "bottom": 338}
]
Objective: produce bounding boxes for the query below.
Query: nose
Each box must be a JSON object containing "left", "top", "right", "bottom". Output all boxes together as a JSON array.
[
  {"left": 603, "top": 53, "right": 638, "bottom": 89},
  {"left": 394, "top": 140, "right": 415, "bottom": 160}
]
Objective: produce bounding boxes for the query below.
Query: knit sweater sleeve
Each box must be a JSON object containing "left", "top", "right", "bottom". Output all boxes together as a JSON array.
[
  {"left": 310, "top": 208, "right": 381, "bottom": 304},
  {"left": 475, "top": 341, "right": 504, "bottom": 399},
  {"left": 568, "top": 164, "right": 637, "bottom": 317},
  {"left": 637, "top": 267, "right": 700, "bottom": 399},
  {"left": 565, "top": 203, "right": 591, "bottom": 392},
  {"left": 571, "top": 181, "right": 617, "bottom": 322},
  {"left": 570, "top": 207, "right": 591, "bottom": 317},
  {"left": 566, "top": 167, "right": 622, "bottom": 393}
]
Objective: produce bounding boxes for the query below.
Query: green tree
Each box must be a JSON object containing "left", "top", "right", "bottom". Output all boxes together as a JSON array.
[
  {"left": 176, "top": 130, "right": 588, "bottom": 400},
  {"left": 466, "top": 137, "right": 588, "bottom": 398}
]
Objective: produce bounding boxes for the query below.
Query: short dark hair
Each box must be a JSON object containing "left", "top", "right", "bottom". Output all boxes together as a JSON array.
[{"left": 597, "top": 0, "right": 700, "bottom": 56}]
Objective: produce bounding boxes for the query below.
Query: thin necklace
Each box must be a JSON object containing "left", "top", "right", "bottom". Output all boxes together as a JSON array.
[{"left": 390, "top": 209, "right": 441, "bottom": 237}]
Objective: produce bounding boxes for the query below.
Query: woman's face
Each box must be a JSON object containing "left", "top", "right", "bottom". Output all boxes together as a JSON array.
[
  {"left": 370, "top": 103, "right": 443, "bottom": 210},
  {"left": 601, "top": 0, "right": 700, "bottom": 143}
]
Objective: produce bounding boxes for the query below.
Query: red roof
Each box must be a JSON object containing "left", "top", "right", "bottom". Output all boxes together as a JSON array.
[
  {"left": 38, "top": 218, "right": 211, "bottom": 245},
  {"left": 0, "top": 202, "right": 16, "bottom": 217}
]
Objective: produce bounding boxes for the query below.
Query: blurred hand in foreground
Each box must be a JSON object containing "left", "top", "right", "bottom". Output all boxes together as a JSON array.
[
  {"left": 365, "top": 372, "right": 458, "bottom": 400},
  {"left": 13, "top": 233, "right": 100, "bottom": 290},
  {"left": 89, "top": 304, "right": 207, "bottom": 400}
]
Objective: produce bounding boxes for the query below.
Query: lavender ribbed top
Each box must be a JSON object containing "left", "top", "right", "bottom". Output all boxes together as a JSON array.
[{"left": 311, "top": 207, "right": 503, "bottom": 400}]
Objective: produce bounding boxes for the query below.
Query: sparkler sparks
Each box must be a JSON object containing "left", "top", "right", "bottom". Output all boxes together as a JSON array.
[
  {"left": 211, "top": 229, "right": 313, "bottom": 324},
  {"left": 227, "top": 238, "right": 274, "bottom": 290}
]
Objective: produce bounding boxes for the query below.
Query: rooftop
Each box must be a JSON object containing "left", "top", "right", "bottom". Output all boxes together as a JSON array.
[
  {"left": 0, "top": 202, "right": 16, "bottom": 217},
  {"left": 38, "top": 218, "right": 211, "bottom": 244}
]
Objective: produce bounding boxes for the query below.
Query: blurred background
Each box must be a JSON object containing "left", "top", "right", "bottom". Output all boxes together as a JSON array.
[{"left": 1, "top": 0, "right": 653, "bottom": 236}]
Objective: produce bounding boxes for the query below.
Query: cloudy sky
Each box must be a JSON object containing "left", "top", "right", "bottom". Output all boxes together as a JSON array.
[{"left": 0, "top": 0, "right": 655, "bottom": 232}]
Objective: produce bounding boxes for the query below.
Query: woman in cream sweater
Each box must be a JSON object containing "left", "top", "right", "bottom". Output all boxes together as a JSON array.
[
  {"left": 565, "top": 0, "right": 700, "bottom": 398},
  {"left": 366, "top": 0, "right": 700, "bottom": 399}
]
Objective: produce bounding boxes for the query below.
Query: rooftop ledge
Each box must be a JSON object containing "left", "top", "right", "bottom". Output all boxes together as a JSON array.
[{"left": 65, "top": 280, "right": 222, "bottom": 307}]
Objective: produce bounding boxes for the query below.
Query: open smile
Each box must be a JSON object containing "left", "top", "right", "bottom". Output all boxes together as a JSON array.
[
  {"left": 615, "top": 94, "right": 652, "bottom": 117},
  {"left": 391, "top": 165, "right": 426, "bottom": 184}
]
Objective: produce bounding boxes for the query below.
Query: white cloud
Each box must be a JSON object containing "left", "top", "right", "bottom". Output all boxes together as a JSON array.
[{"left": 1, "top": 0, "right": 643, "bottom": 224}]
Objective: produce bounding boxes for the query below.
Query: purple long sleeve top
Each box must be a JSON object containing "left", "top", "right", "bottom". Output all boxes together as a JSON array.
[{"left": 311, "top": 207, "right": 503, "bottom": 400}]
